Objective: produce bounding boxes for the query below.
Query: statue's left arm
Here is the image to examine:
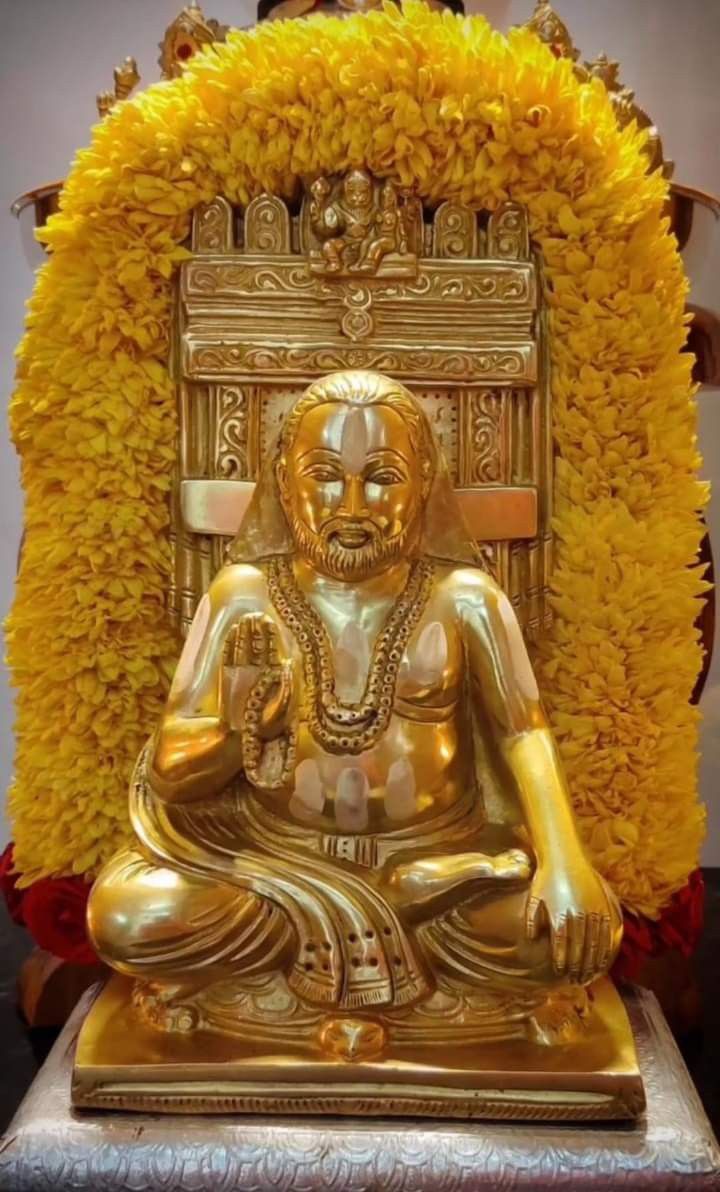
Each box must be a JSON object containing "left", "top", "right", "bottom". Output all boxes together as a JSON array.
[{"left": 453, "top": 570, "right": 622, "bottom": 984}]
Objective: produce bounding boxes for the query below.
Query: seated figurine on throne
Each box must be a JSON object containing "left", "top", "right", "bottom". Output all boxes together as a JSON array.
[
  {"left": 356, "top": 179, "right": 409, "bottom": 272},
  {"left": 88, "top": 369, "right": 622, "bottom": 1060},
  {"left": 309, "top": 170, "right": 416, "bottom": 278}
]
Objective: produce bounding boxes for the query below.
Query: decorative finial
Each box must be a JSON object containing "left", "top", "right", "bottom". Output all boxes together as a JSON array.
[
  {"left": 524, "top": 1, "right": 579, "bottom": 62},
  {"left": 258, "top": 0, "right": 465, "bottom": 21},
  {"left": 96, "top": 56, "right": 140, "bottom": 119},
  {"left": 585, "top": 52, "right": 670, "bottom": 176},
  {"left": 158, "top": 4, "right": 228, "bottom": 80},
  {"left": 586, "top": 52, "right": 621, "bottom": 91},
  {"left": 522, "top": 4, "right": 670, "bottom": 176}
]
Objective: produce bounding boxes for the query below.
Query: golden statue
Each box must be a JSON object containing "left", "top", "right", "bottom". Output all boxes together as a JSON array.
[{"left": 75, "top": 369, "right": 642, "bottom": 1119}]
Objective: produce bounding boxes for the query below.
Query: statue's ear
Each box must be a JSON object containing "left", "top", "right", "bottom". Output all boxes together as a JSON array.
[
  {"left": 276, "top": 456, "right": 289, "bottom": 501},
  {"left": 421, "top": 456, "right": 434, "bottom": 498}
]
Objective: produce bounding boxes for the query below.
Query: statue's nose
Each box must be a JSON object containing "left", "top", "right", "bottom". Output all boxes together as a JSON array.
[{"left": 340, "top": 473, "right": 368, "bottom": 517}]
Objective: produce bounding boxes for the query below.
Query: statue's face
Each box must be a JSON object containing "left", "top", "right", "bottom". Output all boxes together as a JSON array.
[
  {"left": 380, "top": 184, "right": 395, "bottom": 209},
  {"left": 280, "top": 401, "right": 424, "bottom": 581},
  {"left": 343, "top": 171, "right": 373, "bottom": 210}
]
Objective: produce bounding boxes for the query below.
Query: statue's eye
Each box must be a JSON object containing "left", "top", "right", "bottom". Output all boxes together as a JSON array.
[
  {"left": 367, "top": 468, "right": 403, "bottom": 486},
  {"left": 305, "top": 465, "right": 342, "bottom": 483}
]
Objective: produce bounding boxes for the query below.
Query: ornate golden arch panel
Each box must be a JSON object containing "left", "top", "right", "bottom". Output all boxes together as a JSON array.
[{"left": 170, "top": 173, "right": 552, "bottom": 638}]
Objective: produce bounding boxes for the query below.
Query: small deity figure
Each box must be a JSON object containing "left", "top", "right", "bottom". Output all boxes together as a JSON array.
[
  {"left": 311, "top": 169, "right": 375, "bottom": 273},
  {"left": 352, "top": 180, "right": 408, "bottom": 274},
  {"left": 309, "top": 170, "right": 414, "bottom": 276},
  {"left": 88, "top": 369, "right": 622, "bottom": 1058}
]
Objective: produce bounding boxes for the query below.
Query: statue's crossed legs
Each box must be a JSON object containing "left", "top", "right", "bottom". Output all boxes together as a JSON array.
[{"left": 89, "top": 844, "right": 590, "bottom": 1045}]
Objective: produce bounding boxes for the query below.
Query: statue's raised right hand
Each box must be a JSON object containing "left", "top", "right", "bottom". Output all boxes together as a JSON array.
[{"left": 224, "top": 615, "right": 293, "bottom": 740}]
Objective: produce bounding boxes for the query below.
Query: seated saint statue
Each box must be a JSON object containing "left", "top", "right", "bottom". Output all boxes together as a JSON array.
[{"left": 88, "top": 369, "right": 622, "bottom": 1058}]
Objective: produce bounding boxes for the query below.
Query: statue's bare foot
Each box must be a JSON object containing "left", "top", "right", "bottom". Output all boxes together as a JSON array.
[
  {"left": 318, "top": 1016, "right": 387, "bottom": 1062},
  {"left": 528, "top": 985, "right": 589, "bottom": 1046},
  {"left": 493, "top": 848, "right": 532, "bottom": 881},
  {"left": 384, "top": 848, "right": 531, "bottom": 913},
  {"left": 132, "top": 980, "right": 201, "bottom": 1035}
]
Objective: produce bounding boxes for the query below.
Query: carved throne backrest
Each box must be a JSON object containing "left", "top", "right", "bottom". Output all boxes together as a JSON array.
[{"left": 170, "top": 173, "right": 552, "bottom": 639}]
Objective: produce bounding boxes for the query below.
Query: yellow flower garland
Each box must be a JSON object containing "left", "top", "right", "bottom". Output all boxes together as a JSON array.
[{"left": 7, "top": 3, "right": 707, "bottom": 916}]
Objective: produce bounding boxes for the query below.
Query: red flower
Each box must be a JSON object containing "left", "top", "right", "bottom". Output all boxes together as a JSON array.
[
  {"left": 22, "top": 876, "right": 98, "bottom": 966},
  {"left": 612, "top": 869, "right": 706, "bottom": 982},
  {"left": 0, "top": 844, "right": 25, "bottom": 926},
  {"left": 657, "top": 869, "right": 705, "bottom": 959},
  {"left": 613, "top": 910, "right": 655, "bottom": 982}
]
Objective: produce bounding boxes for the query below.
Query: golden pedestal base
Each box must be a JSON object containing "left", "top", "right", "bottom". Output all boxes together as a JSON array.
[
  {"left": 6, "top": 985, "right": 718, "bottom": 1191},
  {"left": 72, "top": 975, "right": 644, "bottom": 1121}
]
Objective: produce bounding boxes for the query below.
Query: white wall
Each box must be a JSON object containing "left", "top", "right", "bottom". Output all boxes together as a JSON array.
[{"left": 1, "top": 1, "right": 719, "bottom": 859}]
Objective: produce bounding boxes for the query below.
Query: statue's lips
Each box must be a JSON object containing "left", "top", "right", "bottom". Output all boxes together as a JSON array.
[{"left": 329, "top": 526, "right": 373, "bottom": 549}]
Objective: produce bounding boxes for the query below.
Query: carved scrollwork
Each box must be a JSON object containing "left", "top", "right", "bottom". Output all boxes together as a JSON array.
[
  {"left": 186, "top": 263, "right": 316, "bottom": 296},
  {"left": 189, "top": 264, "right": 253, "bottom": 293},
  {"left": 380, "top": 268, "right": 533, "bottom": 305},
  {"left": 185, "top": 258, "right": 533, "bottom": 307},
  {"left": 244, "top": 194, "right": 291, "bottom": 255},
  {"left": 340, "top": 286, "right": 374, "bottom": 341},
  {"left": 487, "top": 203, "right": 530, "bottom": 261},
  {"left": 460, "top": 389, "right": 506, "bottom": 485},
  {"left": 470, "top": 391, "right": 503, "bottom": 484},
  {"left": 432, "top": 202, "right": 478, "bottom": 259},
  {"left": 191, "top": 196, "right": 234, "bottom": 253},
  {"left": 190, "top": 343, "right": 531, "bottom": 382},
  {"left": 215, "top": 385, "right": 251, "bottom": 479}
]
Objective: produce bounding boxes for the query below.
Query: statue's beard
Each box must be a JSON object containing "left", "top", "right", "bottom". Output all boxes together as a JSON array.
[{"left": 288, "top": 512, "right": 417, "bottom": 580}]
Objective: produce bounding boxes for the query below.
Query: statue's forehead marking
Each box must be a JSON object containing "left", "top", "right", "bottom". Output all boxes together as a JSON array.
[
  {"left": 299, "top": 402, "right": 405, "bottom": 465},
  {"left": 340, "top": 407, "right": 368, "bottom": 474}
]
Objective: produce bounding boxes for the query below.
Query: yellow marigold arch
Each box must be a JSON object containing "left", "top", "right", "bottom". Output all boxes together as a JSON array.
[{"left": 7, "top": 2, "right": 707, "bottom": 917}]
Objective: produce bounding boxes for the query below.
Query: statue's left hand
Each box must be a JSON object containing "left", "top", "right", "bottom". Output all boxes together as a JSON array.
[{"left": 525, "top": 863, "right": 621, "bottom": 985}]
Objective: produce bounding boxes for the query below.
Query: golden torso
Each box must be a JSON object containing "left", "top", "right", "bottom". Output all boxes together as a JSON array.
[{"left": 230, "top": 559, "right": 474, "bottom": 834}]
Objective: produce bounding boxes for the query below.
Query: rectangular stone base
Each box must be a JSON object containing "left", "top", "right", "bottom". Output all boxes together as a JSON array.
[
  {"left": 71, "top": 974, "right": 643, "bottom": 1121},
  {"left": 1, "top": 985, "right": 718, "bottom": 1191}
]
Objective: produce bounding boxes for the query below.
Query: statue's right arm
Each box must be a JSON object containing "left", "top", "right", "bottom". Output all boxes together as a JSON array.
[{"left": 148, "top": 564, "right": 265, "bottom": 804}]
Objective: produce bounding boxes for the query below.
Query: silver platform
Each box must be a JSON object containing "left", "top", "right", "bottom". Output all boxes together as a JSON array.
[{"left": 1, "top": 985, "right": 719, "bottom": 1191}]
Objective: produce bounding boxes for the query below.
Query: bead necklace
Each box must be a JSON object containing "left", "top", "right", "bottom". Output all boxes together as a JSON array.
[{"left": 266, "top": 554, "right": 435, "bottom": 755}]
